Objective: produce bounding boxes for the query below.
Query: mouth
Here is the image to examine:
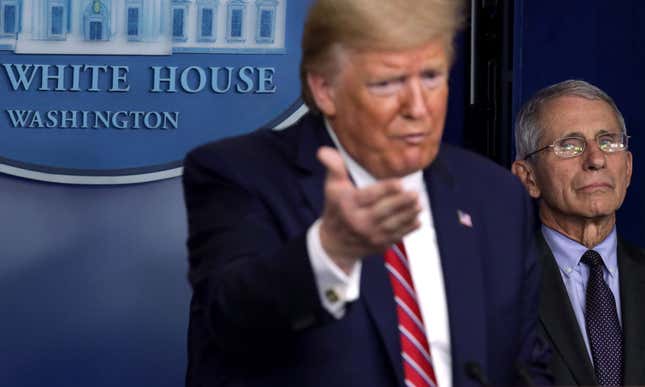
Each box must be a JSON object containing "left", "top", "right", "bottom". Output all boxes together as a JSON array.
[
  {"left": 398, "top": 133, "right": 429, "bottom": 145},
  {"left": 578, "top": 182, "right": 613, "bottom": 192}
]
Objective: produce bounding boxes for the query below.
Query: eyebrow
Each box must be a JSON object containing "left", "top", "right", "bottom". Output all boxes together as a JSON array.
[
  {"left": 366, "top": 74, "right": 406, "bottom": 85},
  {"left": 559, "top": 129, "right": 618, "bottom": 138},
  {"left": 558, "top": 131, "right": 585, "bottom": 138}
]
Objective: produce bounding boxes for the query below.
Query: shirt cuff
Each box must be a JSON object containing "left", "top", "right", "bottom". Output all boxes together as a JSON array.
[{"left": 306, "top": 219, "right": 361, "bottom": 319}]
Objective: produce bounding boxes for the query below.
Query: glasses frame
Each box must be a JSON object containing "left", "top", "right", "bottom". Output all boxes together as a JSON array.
[{"left": 523, "top": 131, "right": 630, "bottom": 160}]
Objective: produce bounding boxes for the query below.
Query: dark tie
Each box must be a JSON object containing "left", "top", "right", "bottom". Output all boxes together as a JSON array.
[
  {"left": 384, "top": 242, "right": 438, "bottom": 387},
  {"left": 581, "top": 250, "right": 624, "bottom": 386}
]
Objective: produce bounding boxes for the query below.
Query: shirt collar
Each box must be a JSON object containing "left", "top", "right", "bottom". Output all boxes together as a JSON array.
[
  {"left": 324, "top": 119, "right": 423, "bottom": 191},
  {"left": 541, "top": 224, "right": 618, "bottom": 277}
]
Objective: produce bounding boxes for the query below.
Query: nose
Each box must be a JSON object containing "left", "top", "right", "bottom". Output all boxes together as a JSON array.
[
  {"left": 401, "top": 79, "right": 429, "bottom": 119},
  {"left": 583, "top": 139, "right": 607, "bottom": 171}
]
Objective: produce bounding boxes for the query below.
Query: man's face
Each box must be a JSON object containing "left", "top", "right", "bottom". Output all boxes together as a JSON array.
[
  {"left": 529, "top": 96, "right": 632, "bottom": 222},
  {"left": 308, "top": 40, "right": 450, "bottom": 178}
]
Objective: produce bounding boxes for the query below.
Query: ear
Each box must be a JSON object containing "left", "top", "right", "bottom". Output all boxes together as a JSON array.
[
  {"left": 511, "top": 160, "right": 542, "bottom": 199},
  {"left": 306, "top": 72, "right": 337, "bottom": 117},
  {"left": 625, "top": 150, "right": 633, "bottom": 188}
]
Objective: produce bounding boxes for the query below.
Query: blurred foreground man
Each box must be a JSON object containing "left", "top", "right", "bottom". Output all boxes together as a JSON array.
[
  {"left": 513, "top": 80, "right": 645, "bottom": 386},
  {"left": 183, "top": 1, "right": 550, "bottom": 386}
]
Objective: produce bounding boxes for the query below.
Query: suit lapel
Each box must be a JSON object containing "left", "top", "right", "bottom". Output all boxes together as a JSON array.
[
  {"left": 618, "top": 240, "right": 645, "bottom": 385},
  {"left": 294, "top": 114, "right": 405, "bottom": 385},
  {"left": 361, "top": 255, "right": 406, "bottom": 387},
  {"left": 424, "top": 155, "right": 487, "bottom": 385},
  {"left": 536, "top": 233, "right": 596, "bottom": 385},
  {"left": 295, "top": 114, "right": 333, "bottom": 217}
]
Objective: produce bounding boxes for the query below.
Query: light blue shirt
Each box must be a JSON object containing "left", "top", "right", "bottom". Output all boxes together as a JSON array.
[{"left": 541, "top": 224, "right": 622, "bottom": 364}]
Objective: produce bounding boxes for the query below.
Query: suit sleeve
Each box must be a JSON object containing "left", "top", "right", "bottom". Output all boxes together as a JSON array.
[{"left": 182, "top": 149, "right": 324, "bottom": 357}]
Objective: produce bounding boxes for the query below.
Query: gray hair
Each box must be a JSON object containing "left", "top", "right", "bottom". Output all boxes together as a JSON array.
[{"left": 514, "top": 79, "right": 627, "bottom": 160}]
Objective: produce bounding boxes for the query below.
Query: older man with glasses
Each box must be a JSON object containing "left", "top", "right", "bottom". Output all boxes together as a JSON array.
[{"left": 512, "top": 79, "right": 645, "bottom": 386}]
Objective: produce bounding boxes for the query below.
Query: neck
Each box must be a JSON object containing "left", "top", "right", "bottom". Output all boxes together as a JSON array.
[{"left": 540, "top": 210, "right": 615, "bottom": 248}]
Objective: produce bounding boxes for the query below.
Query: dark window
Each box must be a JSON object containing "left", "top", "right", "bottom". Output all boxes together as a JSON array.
[
  {"left": 3, "top": 4, "right": 16, "bottom": 33},
  {"left": 89, "top": 21, "right": 102, "bottom": 40},
  {"left": 201, "top": 8, "right": 213, "bottom": 37},
  {"left": 51, "top": 5, "right": 63, "bottom": 35},
  {"left": 230, "top": 9, "right": 242, "bottom": 37},
  {"left": 259, "top": 9, "right": 272, "bottom": 38},
  {"left": 127, "top": 7, "right": 139, "bottom": 36},
  {"left": 172, "top": 8, "right": 184, "bottom": 37}
]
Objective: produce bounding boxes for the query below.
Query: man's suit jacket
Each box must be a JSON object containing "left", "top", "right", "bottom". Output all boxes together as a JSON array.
[
  {"left": 537, "top": 233, "right": 645, "bottom": 385},
  {"left": 182, "top": 112, "right": 550, "bottom": 387}
]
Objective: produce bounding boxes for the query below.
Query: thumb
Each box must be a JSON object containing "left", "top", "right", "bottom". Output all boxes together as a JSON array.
[{"left": 317, "top": 146, "right": 350, "bottom": 183}]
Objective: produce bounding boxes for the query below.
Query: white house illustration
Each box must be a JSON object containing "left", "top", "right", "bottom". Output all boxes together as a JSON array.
[
  {"left": 172, "top": 0, "right": 285, "bottom": 53},
  {"left": 0, "top": 0, "right": 285, "bottom": 54}
]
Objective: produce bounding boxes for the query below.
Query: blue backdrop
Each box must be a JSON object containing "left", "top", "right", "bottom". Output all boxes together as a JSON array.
[{"left": 0, "top": 177, "right": 190, "bottom": 386}]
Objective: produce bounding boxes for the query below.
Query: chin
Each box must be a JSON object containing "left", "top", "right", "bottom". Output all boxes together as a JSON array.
[
  {"left": 377, "top": 151, "right": 435, "bottom": 178},
  {"left": 581, "top": 205, "right": 617, "bottom": 219},
  {"left": 402, "top": 152, "right": 435, "bottom": 172},
  {"left": 378, "top": 164, "right": 416, "bottom": 179},
  {"left": 397, "top": 161, "right": 429, "bottom": 177}
]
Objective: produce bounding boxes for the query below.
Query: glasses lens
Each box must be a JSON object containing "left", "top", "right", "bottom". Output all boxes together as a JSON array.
[
  {"left": 597, "top": 132, "right": 628, "bottom": 152},
  {"left": 554, "top": 137, "right": 585, "bottom": 158}
]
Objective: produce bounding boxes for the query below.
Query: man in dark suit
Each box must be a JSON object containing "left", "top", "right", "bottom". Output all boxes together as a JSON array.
[
  {"left": 513, "top": 80, "right": 645, "bottom": 385},
  {"left": 183, "top": 0, "right": 550, "bottom": 386}
]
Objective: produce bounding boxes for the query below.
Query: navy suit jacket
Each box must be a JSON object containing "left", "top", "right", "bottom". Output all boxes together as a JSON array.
[{"left": 182, "top": 112, "right": 550, "bottom": 387}]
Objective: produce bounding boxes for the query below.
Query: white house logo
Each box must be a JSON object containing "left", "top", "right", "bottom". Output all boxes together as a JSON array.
[{"left": 0, "top": 0, "right": 310, "bottom": 184}]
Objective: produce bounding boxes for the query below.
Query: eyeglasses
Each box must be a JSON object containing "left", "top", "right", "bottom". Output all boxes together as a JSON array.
[{"left": 524, "top": 131, "right": 630, "bottom": 160}]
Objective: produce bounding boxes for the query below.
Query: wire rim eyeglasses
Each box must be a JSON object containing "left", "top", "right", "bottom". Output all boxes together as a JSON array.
[{"left": 523, "top": 131, "right": 630, "bottom": 160}]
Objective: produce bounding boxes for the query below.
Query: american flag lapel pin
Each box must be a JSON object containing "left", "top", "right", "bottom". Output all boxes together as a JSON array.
[{"left": 457, "top": 209, "right": 473, "bottom": 228}]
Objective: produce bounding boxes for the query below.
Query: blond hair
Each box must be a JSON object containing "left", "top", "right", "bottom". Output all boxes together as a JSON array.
[{"left": 300, "top": 0, "right": 464, "bottom": 112}]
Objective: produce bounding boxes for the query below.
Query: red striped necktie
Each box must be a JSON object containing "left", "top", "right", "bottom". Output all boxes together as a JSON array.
[{"left": 384, "top": 242, "right": 438, "bottom": 387}]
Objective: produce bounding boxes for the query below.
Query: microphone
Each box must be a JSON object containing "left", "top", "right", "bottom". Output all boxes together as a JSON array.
[
  {"left": 515, "top": 362, "right": 535, "bottom": 387},
  {"left": 464, "top": 362, "right": 491, "bottom": 387}
]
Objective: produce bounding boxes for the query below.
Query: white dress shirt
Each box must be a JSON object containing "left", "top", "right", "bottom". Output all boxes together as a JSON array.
[{"left": 305, "top": 122, "right": 452, "bottom": 387}]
